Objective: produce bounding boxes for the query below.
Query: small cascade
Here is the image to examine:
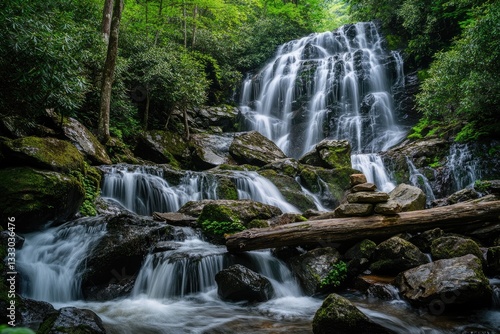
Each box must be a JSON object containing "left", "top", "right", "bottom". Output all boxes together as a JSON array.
[
  {"left": 296, "top": 176, "right": 329, "bottom": 211},
  {"left": 240, "top": 22, "right": 407, "bottom": 191},
  {"left": 406, "top": 157, "right": 436, "bottom": 205},
  {"left": 17, "top": 216, "right": 107, "bottom": 302},
  {"left": 235, "top": 171, "right": 300, "bottom": 213},
  {"left": 491, "top": 279, "right": 500, "bottom": 308},
  {"left": 446, "top": 143, "right": 481, "bottom": 192}
]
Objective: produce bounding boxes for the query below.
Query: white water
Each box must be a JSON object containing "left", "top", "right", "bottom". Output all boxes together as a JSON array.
[
  {"left": 406, "top": 157, "right": 436, "bottom": 205},
  {"left": 240, "top": 22, "right": 407, "bottom": 191},
  {"left": 446, "top": 143, "right": 481, "bottom": 192},
  {"left": 101, "top": 165, "right": 301, "bottom": 214}
]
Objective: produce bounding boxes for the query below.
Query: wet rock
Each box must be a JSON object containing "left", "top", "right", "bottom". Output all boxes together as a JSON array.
[
  {"left": 343, "top": 239, "right": 377, "bottom": 261},
  {"left": 431, "top": 236, "right": 484, "bottom": 262},
  {"left": 447, "top": 188, "right": 481, "bottom": 204},
  {"left": 374, "top": 200, "right": 402, "bottom": 215},
  {"left": 81, "top": 212, "right": 172, "bottom": 300},
  {"left": 105, "top": 137, "right": 139, "bottom": 164},
  {"left": 152, "top": 241, "right": 181, "bottom": 253},
  {"left": 312, "top": 293, "right": 395, "bottom": 334},
  {"left": 389, "top": 183, "right": 426, "bottom": 212},
  {"left": 0, "top": 295, "right": 56, "bottom": 330},
  {"left": 334, "top": 203, "right": 373, "bottom": 217},
  {"left": 37, "top": 307, "right": 106, "bottom": 334},
  {"left": 135, "top": 130, "right": 189, "bottom": 167},
  {"left": 46, "top": 109, "right": 111, "bottom": 165},
  {"left": 189, "top": 133, "right": 233, "bottom": 169},
  {"left": 0, "top": 230, "right": 25, "bottom": 249},
  {"left": 268, "top": 213, "right": 307, "bottom": 227},
  {"left": 0, "top": 167, "right": 84, "bottom": 232},
  {"left": 153, "top": 212, "right": 197, "bottom": 228},
  {"left": 188, "top": 105, "right": 239, "bottom": 132},
  {"left": 299, "top": 139, "right": 351, "bottom": 170},
  {"left": 370, "top": 236, "right": 430, "bottom": 275},
  {"left": 408, "top": 228, "right": 444, "bottom": 253},
  {"left": 395, "top": 255, "right": 492, "bottom": 309},
  {"left": 288, "top": 247, "right": 342, "bottom": 295},
  {"left": 261, "top": 158, "right": 301, "bottom": 178},
  {"left": 487, "top": 246, "right": 500, "bottom": 275},
  {"left": 347, "top": 191, "right": 390, "bottom": 204},
  {"left": 350, "top": 174, "right": 367, "bottom": 186},
  {"left": 229, "top": 131, "right": 287, "bottom": 167},
  {"left": 352, "top": 182, "right": 377, "bottom": 192},
  {"left": 215, "top": 264, "right": 274, "bottom": 302},
  {"left": 0, "top": 136, "right": 84, "bottom": 173}
]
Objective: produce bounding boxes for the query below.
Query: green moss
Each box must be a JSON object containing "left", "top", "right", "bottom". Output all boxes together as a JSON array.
[
  {"left": 197, "top": 204, "right": 239, "bottom": 224},
  {"left": 36, "top": 313, "right": 58, "bottom": 334},
  {"left": 201, "top": 220, "right": 245, "bottom": 237},
  {"left": 320, "top": 261, "right": 347, "bottom": 288},
  {"left": 216, "top": 178, "right": 238, "bottom": 200},
  {"left": 217, "top": 164, "right": 259, "bottom": 171},
  {"left": 0, "top": 325, "right": 36, "bottom": 333},
  {"left": 247, "top": 219, "right": 268, "bottom": 228},
  {"left": 72, "top": 163, "right": 102, "bottom": 216}
]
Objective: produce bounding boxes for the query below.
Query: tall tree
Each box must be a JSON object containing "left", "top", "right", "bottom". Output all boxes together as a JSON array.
[
  {"left": 101, "top": 0, "right": 114, "bottom": 42},
  {"left": 98, "top": 0, "right": 124, "bottom": 143}
]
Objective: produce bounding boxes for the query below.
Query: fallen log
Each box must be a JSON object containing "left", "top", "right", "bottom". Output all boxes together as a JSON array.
[{"left": 225, "top": 200, "right": 500, "bottom": 252}]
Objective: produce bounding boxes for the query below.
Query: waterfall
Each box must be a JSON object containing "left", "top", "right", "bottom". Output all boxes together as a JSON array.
[
  {"left": 240, "top": 22, "right": 407, "bottom": 191},
  {"left": 406, "top": 157, "right": 436, "bottom": 205},
  {"left": 16, "top": 217, "right": 107, "bottom": 302},
  {"left": 446, "top": 143, "right": 481, "bottom": 192},
  {"left": 101, "top": 166, "right": 300, "bottom": 214}
]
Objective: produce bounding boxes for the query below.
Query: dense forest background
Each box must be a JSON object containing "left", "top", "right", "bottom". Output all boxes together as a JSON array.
[{"left": 0, "top": 0, "right": 498, "bottom": 145}]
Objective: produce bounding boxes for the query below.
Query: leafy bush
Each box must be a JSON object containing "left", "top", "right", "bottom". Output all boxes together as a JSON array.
[
  {"left": 320, "top": 261, "right": 347, "bottom": 288},
  {"left": 201, "top": 220, "right": 245, "bottom": 237}
]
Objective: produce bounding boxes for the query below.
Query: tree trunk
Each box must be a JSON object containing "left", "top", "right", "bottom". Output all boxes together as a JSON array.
[
  {"left": 191, "top": 5, "right": 197, "bottom": 47},
  {"left": 98, "top": 0, "right": 124, "bottom": 144},
  {"left": 101, "top": 0, "right": 114, "bottom": 42},
  {"left": 183, "top": 106, "right": 190, "bottom": 140},
  {"left": 183, "top": 1, "right": 187, "bottom": 48},
  {"left": 225, "top": 200, "right": 500, "bottom": 253},
  {"left": 143, "top": 86, "right": 150, "bottom": 131},
  {"left": 154, "top": 0, "right": 164, "bottom": 46}
]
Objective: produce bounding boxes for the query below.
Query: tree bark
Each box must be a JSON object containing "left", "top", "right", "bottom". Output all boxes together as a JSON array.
[
  {"left": 183, "top": 106, "right": 190, "bottom": 140},
  {"left": 101, "top": 0, "right": 114, "bottom": 43},
  {"left": 225, "top": 200, "right": 500, "bottom": 253},
  {"left": 191, "top": 5, "right": 198, "bottom": 47},
  {"left": 98, "top": 0, "right": 124, "bottom": 144}
]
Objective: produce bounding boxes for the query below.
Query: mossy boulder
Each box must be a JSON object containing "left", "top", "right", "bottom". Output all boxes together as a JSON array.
[
  {"left": 395, "top": 255, "right": 492, "bottom": 309},
  {"left": 105, "top": 137, "right": 139, "bottom": 164},
  {"left": 312, "top": 293, "right": 395, "bottom": 334},
  {"left": 37, "top": 307, "right": 106, "bottom": 334},
  {"left": 215, "top": 177, "right": 238, "bottom": 200},
  {"left": 370, "top": 237, "right": 430, "bottom": 275},
  {"left": 408, "top": 228, "right": 444, "bottom": 253},
  {"left": 389, "top": 183, "right": 426, "bottom": 212},
  {"left": 215, "top": 264, "right": 274, "bottom": 302},
  {"left": 229, "top": 131, "right": 287, "bottom": 167},
  {"left": 0, "top": 136, "right": 84, "bottom": 173},
  {"left": 46, "top": 109, "right": 112, "bottom": 165},
  {"left": 0, "top": 167, "right": 84, "bottom": 231},
  {"left": 261, "top": 158, "right": 301, "bottom": 178},
  {"left": 258, "top": 169, "right": 315, "bottom": 212},
  {"left": 134, "top": 130, "right": 189, "bottom": 168},
  {"left": 189, "top": 133, "right": 233, "bottom": 170},
  {"left": 299, "top": 139, "right": 352, "bottom": 170},
  {"left": 430, "top": 236, "right": 484, "bottom": 262}
]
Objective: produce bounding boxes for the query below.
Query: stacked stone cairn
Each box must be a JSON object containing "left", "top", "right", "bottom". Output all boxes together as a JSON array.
[{"left": 334, "top": 174, "right": 402, "bottom": 217}]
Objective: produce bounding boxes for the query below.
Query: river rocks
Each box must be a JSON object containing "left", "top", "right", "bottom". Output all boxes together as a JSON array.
[
  {"left": 350, "top": 173, "right": 367, "bottom": 186},
  {"left": 408, "top": 228, "right": 444, "bottom": 253},
  {"left": 389, "top": 183, "right": 426, "bottom": 211},
  {"left": 135, "top": 130, "right": 189, "bottom": 167},
  {"left": 395, "top": 255, "right": 492, "bottom": 309},
  {"left": 370, "top": 236, "right": 430, "bottom": 275},
  {"left": 37, "top": 307, "right": 106, "bottom": 334},
  {"left": 346, "top": 191, "right": 390, "bottom": 203},
  {"left": 344, "top": 239, "right": 377, "bottom": 261},
  {"left": 352, "top": 182, "right": 377, "bottom": 192},
  {"left": 46, "top": 109, "right": 112, "bottom": 165},
  {"left": 299, "top": 139, "right": 352, "bottom": 170},
  {"left": 288, "top": 247, "right": 342, "bottom": 295},
  {"left": 430, "top": 236, "right": 484, "bottom": 262},
  {"left": 80, "top": 212, "right": 172, "bottom": 299},
  {"left": 153, "top": 212, "right": 197, "bottom": 227},
  {"left": 334, "top": 203, "right": 373, "bottom": 217},
  {"left": 189, "top": 133, "right": 233, "bottom": 169},
  {"left": 0, "top": 136, "right": 84, "bottom": 173},
  {"left": 0, "top": 295, "right": 56, "bottom": 330},
  {"left": 215, "top": 264, "right": 274, "bottom": 302},
  {"left": 373, "top": 200, "right": 402, "bottom": 215},
  {"left": 312, "top": 293, "right": 395, "bottom": 334},
  {"left": 0, "top": 167, "right": 84, "bottom": 231},
  {"left": 229, "top": 131, "right": 287, "bottom": 166}
]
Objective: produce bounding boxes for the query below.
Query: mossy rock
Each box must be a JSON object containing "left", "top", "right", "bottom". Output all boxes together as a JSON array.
[
  {"left": 134, "top": 130, "right": 188, "bottom": 168},
  {"left": 258, "top": 170, "right": 315, "bottom": 212},
  {"left": 37, "top": 307, "right": 106, "bottom": 334},
  {"left": 105, "top": 137, "right": 139, "bottom": 164},
  {"left": 0, "top": 136, "right": 84, "bottom": 173},
  {"left": 77, "top": 164, "right": 102, "bottom": 217},
  {"left": 0, "top": 167, "right": 84, "bottom": 232},
  {"left": 431, "top": 236, "right": 484, "bottom": 262},
  {"left": 215, "top": 177, "right": 238, "bottom": 200},
  {"left": 229, "top": 131, "right": 287, "bottom": 167}
]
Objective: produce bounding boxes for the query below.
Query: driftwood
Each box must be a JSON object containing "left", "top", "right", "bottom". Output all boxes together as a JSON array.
[{"left": 225, "top": 200, "right": 500, "bottom": 253}]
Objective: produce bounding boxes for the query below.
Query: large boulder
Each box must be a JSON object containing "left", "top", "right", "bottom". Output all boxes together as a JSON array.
[
  {"left": 80, "top": 212, "right": 172, "bottom": 299},
  {"left": 312, "top": 293, "right": 395, "bottom": 334},
  {"left": 395, "top": 255, "right": 492, "bottom": 310},
  {"left": 0, "top": 136, "right": 84, "bottom": 173},
  {"left": 0, "top": 295, "right": 55, "bottom": 330},
  {"left": 229, "top": 131, "right": 287, "bottom": 166},
  {"left": 189, "top": 133, "right": 233, "bottom": 169},
  {"left": 215, "top": 264, "right": 274, "bottom": 302},
  {"left": 299, "top": 139, "right": 352, "bottom": 170},
  {"left": 46, "top": 109, "right": 112, "bottom": 165},
  {"left": 388, "top": 183, "right": 426, "bottom": 212},
  {"left": 370, "top": 237, "right": 430, "bottom": 275},
  {"left": 0, "top": 167, "right": 84, "bottom": 232},
  {"left": 134, "top": 130, "right": 189, "bottom": 167},
  {"left": 288, "top": 247, "right": 342, "bottom": 295},
  {"left": 430, "top": 236, "right": 484, "bottom": 262},
  {"left": 37, "top": 307, "right": 106, "bottom": 334}
]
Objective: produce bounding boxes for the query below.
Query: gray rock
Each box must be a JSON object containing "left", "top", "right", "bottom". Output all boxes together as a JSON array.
[
  {"left": 215, "top": 264, "right": 274, "bottom": 302},
  {"left": 153, "top": 212, "right": 197, "bottom": 227},
  {"left": 229, "top": 131, "right": 287, "bottom": 166},
  {"left": 389, "top": 183, "right": 426, "bottom": 212},
  {"left": 370, "top": 236, "right": 430, "bottom": 275},
  {"left": 343, "top": 239, "right": 377, "bottom": 261},
  {"left": 350, "top": 174, "right": 367, "bottom": 186},
  {"left": 334, "top": 203, "right": 373, "bottom": 217},
  {"left": 408, "top": 228, "right": 444, "bottom": 253},
  {"left": 134, "top": 130, "right": 189, "bottom": 167},
  {"left": 395, "top": 255, "right": 492, "bottom": 308},
  {"left": 347, "top": 191, "right": 389, "bottom": 204},
  {"left": 189, "top": 133, "right": 233, "bottom": 169},
  {"left": 37, "top": 307, "right": 106, "bottom": 334},
  {"left": 374, "top": 200, "right": 402, "bottom": 215},
  {"left": 288, "top": 247, "right": 341, "bottom": 295},
  {"left": 352, "top": 182, "right": 377, "bottom": 192},
  {"left": 431, "top": 236, "right": 484, "bottom": 262},
  {"left": 299, "top": 139, "right": 352, "bottom": 170},
  {"left": 312, "top": 293, "right": 395, "bottom": 334}
]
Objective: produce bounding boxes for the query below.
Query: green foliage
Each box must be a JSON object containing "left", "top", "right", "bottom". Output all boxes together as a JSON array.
[
  {"left": 0, "top": 325, "right": 35, "bottom": 334},
  {"left": 72, "top": 162, "right": 101, "bottom": 217},
  {"left": 320, "top": 261, "right": 347, "bottom": 288},
  {"left": 474, "top": 180, "right": 489, "bottom": 193},
  {"left": 201, "top": 220, "right": 245, "bottom": 236}
]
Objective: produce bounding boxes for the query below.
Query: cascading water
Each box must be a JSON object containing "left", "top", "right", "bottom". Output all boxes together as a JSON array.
[
  {"left": 406, "top": 157, "right": 436, "bottom": 206},
  {"left": 101, "top": 165, "right": 300, "bottom": 214},
  {"left": 446, "top": 143, "right": 481, "bottom": 192},
  {"left": 240, "top": 22, "right": 407, "bottom": 191}
]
